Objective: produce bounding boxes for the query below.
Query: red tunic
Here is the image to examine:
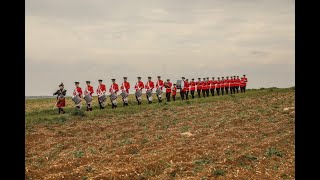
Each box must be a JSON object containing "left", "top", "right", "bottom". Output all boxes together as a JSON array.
[
  {"left": 213, "top": 80, "right": 218, "bottom": 88},
  {"left": 172, "top": 86, "right": 177, "bottom": 95},
  {"left": 145, "top": 81, "right": 155, "bottom": 91},
  {"left": 96, "top": 84, "right": 106, "bottom": 95},
  {"left": 196, "top": 81, "right": 202, "bottom": 90},
  {"left": 85, "top": 85, "right": 94, "bottom": 96},
  {"left": 156, "top": 80, "right": 164, "bottom": 90},
  {"left": 230, "top": 79, "right": 234, "bottom": 87},
  {"left": 201, "top": 81, "right": 207, "bottom": 90},
  {"left": 165, "top": 82, "right": 172, "bottom": 92},
  {"left": 216, "top": 81, "right": 221, "bottom": 88},
  {"left": 135, "top": 81, "right": 144, "bottom": 92},
  {"left": 109, "top": 83, "right": 119, "bottom": 94},
  {"left": 224, "top": 79, "right": 230, "bottom": 88},
  {"left": 241, "top": 77, "right": 248, "bottom": 87},
  {"left": 73, "top": 87, "right": 83, "bottom": 97},
  {"left": 220, "top": 80, "right": 225, "bottom": 88},
  {"left": 120, "top": 81, "right": 130, "bottom": 93},
  {"left": 208, "top": 80, "right": 213, "bottom": 89},
  {"left": 184, "top": 81, "right": 189, "bottom": 92},
  {"left": 189, "top": 82, "right": 196, "bottom": 91}
]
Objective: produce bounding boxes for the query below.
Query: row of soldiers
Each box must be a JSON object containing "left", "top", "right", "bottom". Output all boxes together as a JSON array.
[{"left": 53, "top": 75, "right": 248, "bottom": 114}]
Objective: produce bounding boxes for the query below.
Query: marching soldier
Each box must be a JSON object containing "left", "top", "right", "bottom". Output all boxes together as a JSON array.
[
  {"left": 180, "top": 77, "right": 186, "bottom": 100},
  {"left": 84, "top": 81, "right": 94, "bottom": 111},
  {"left": 109, "top": 79, "right": 119, "bottom": 109},
  {"left": 230, "top": 76, "right": 235, "bottom": 94},
  {"left": 220, "top": 77, "right": 225, "bottom": 95},
  {"left": 224, "top": 76, "right": 230, "bottom": 95},
  {"left": 235, "top": 76, "right": 241, "bottom": 93},
  {"left": 96, "top": 79, "right": 107, "bottom": 109},
  {"left": 172, "top": 83, "right": 177, "bottom": 101},
  {"left": 216, "top": 77, "right": 221, "bottom": 96},
  {"left": 135, "top": 77, "right": 144, "bottom": 105},
  {"left": 202, "top": 78, "right": 207, "bottom": 97},
  {"left": 145, "top": 76, "right": 155, "bottom": 104},
  {"left": 73, "top": 82, "right": 83, "bottom": 110},
  {"left": 190, "top": 78, "right": 196, "bottom": 99},
  {"left": 185, "top": 79, "right": 190, "bottom": 100},
  {"left": 241, "top": 75, "right": 248, "bottom": 93},
  {"left": 196, "top": 78, "right": 202, "bottom": 98},
  {"left": 165, "top": 79, "right": 172, "bottom": 102},
  {"left": 206, "top": 77, "right": 210, "bottom": 97},
  {"left": 120, "top": 77, "right": 130, "bottom": 106},
  {"left": 211, "top": 77, "right": 217, "bottom": 96},
  {"left": 232, "top": 76, "right": 237, "bottom": 93},
  {"left": 53, "top": 83, "right": 67, "bottom": 114},
  {"left": 156, "top": 76, "right": 164, "bottom": 102}
]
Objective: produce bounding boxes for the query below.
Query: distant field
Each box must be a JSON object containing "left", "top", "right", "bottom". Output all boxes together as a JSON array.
[{"left": 25, "top": 87, "right": 295, "bottom": 179}]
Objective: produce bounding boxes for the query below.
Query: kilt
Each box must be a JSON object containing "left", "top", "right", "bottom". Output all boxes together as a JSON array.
[{"left": 57, "top": 98, "right": 66, "bottom": 108}]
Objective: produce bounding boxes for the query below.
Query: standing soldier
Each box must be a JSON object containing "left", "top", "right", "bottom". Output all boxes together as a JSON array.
[
  {"left": 225, "top": 76, "right": 230, "bottom": 95},
  {"left": 145, "top": 76, "right": 155, "bottom": 104},
  {"left": 96, "top": 79, "right": 107, "bottom": 109},
  {"left": 196, "top": 78, "right": 202, "bottom": 98},
  {"left": 232, "top": 76, "right": 237, "bottom": 93},
  {"left": 202, "top": 78, "right": 207, "bottom": 97},
  {"left": 185, "top": 79, "right": 190, "bottom": 100},
  {"left": 180, "top": 77, "right": 186, "bottom": 100},
  {"left": 189, "top": 78, "right": 196, "bottom": 99},
  {"left": 73, "top": 82, "right": 83, "bottom": 110},
  {"left": 135, "top": 77, "right": 144, "bottom": 105},
  {"left": 120, "top": 77, "right": 130, "bottom": 106},
  {"left": 53, "top": 83, "right": 67, "bottom": 114},
  {"left": 84, "top": 81, "right": 94, "bottom": 111},
  {"left": 109, "top": 79, "right": 119, "bottom": 109},
  {"left": 235, "top": 76, "right": 241, "bottom": 93},
  {"left": 165, "top": 79, "right": 172, "bottom": 102},
  {"left": 230, "top": 76, "right": 235, "bottom": 94},
  {"left": 241, "top": 75, "right": 248, "bottom": 93},
  {"left": 216, "top": 77, "right": 221, "bottom": 96},
  {"left": 206, "top": 77, "right": 210, "bottom": 97},
  {"left": 172, "top": 83, "right": 177, "bottom": 101},
  {"left": 156, "top": 76, "right": 164, "bottom": 102},
  {"left": 211, "top": 77, "right": 217, "bottom": 96},
  {"left": 220, "top": 77, "right": 225, "bottom": 95}
]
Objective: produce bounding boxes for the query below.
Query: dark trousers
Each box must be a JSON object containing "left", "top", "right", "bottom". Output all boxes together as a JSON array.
[
  {"left": 58, "top": 108, "right": 65, "bottom": 114},
  {"left": 216, "top": 88, "right": 220, "bottom": 96},
  {"left": 180, "top": 91, "right": 185, "bottom": 100},
  {"left": 241, "top": 86, "right": 246, "bottom": 93},
  {"left": 191, "top": 90, "right": 195, "bottom": 98},
  {"left": 186, "top": 91, "right": 189, "bottom": 100},
  {"left": 172, "top": 95, "right": 176, "bottom": 101},
  {"left": 197, "top": 90, "right": 201, "bottom": 98},
  {"left": 206, "top": 89, "right": 209, "bottom": 97},
  {"left": 98, "top": 100, "right": 104, "bottom": 109},
  {"left": 166, "top": 92, "right": 171, "bottom": 102},
  {"left": 221, "top": 87, "right": 224, "bottom": 95},
  {"left": 135, "top": 95, "right": 141, "bottom": 105},
  {"left": 225, "top": 87, "right": 229, "bottom": 94},
  {"left": 202, "top": 90, "right": 206, "bottom": 97},
  {"left": 233, "top": 87, "right": 236, "bottom": 94},
  {"left": 210, "top": 89, "right": 215, "bottom": 96},
  {"left": 236, "top": 86, "right": 239, "bottom": 93}
]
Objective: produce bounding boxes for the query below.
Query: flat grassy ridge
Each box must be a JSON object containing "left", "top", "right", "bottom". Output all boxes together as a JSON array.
[{"left": 25, "top": 87, "right": 295, "bottom": 179}]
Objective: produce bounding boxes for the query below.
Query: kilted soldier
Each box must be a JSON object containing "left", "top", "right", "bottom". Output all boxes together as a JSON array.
[
  {"left": 230, "top": 76, "right": 235, "bottom": 94},
  {"left": 109, "top": 79, "right": 119, "bottom": 109},
  {"left": 96, "top": 79, "right": 107, "bottom": 109},
  {"left": 202, "top": 78, "right": 207, "bottom": 97},
  {"left": 180, "top": 77, "right": 186, "bottom": 100},
  {"left": 216, "top": 77, "right": 221, "bottom": 96},
  {"left": 172, "top": 83, "right": 177, "bottom": 101},
  {"left": 206, "top": 77, "right": 210, "bottom": 97},
  {"left": 156, "top": 76, "right": 164, "bottom": 102},
  {"left": 185, "top": 79, "right": 190, "bottom": 100},
  {"left": 241, "top": 75, "right": 248, "bottom": 93},
  {"left": 165, "top": 79, "right": 172, "bottom": 102},
  {"left": 120, "top": 77, "right": 130, "bottom": 106},
  {"left": 225, "top": 76, "right": 230, "bottom": 94},
  {"left": 135, "top": 77, "right": 144, "bottom": 105},
  {"left": 53, "top": 83, "right": 67, "bottom": 114},
  {"left": 211, "top": 77, "right": 217, "bottom": 96},
  {"left": 73, "top": 82, "right": 83, "bottom": 110},
  {"left": 196, "top": 78, "right": 202, "bottom": 98},
  {"left": 84, "top": 81, "right": 94, "bottom": 111},
  {"left": 235, "top": 76, "right": 241, "bottom": 93},
  {"left": 145, "top": 76, "right": 155, "bottom": 104},
  {"left": 220, "top": 77, "right": 225, "bottom": 95},
  {"left": 190, "top": 78, "right": 196, "bottom": 99}
]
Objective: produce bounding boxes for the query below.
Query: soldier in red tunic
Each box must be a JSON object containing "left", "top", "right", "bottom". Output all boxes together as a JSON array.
[
  {"left": 235, "top": 76, "right": 241, "bottom": 93},
  {"left": 196, "top": 78, "right": 202, "bottom": 98},
  {"left": 156, "top": 76, "right": 164, "bottom": 102},
  {"left": 84, "top": 81, "right": 94, "bottom": 111},
  {"left": 230, "top": 76, "right": 235, "bottom": 94},
  {"left": 220, "top": 77, "right": 225, "bottom": 95},
  {"left": 241, "top": 75, "right": 248, "bottom": 93},
  {"left": 73, "top": 82, "right": 83, "bottom": 110},
  {"left": 165, "top": 79, "right": 172, "bottom": 102},
  {"left": 206, "top": 77, "right": 210, "bottom": 97},
  {"left": 135, "top": 77, "right": 144, "bottom": 105},
  {"left": 224, "top": 76, "right": 230, "bottom": 95},
  {"left": 96, "top": 79, "right": 107, "bottom": 109},
  {"left": 216, "top": 77, "right": 221, "bottom": 96},
  {"left": 180, "top": 77, "right": 186, "bottom": 100},
  {"left": 145, "top": 76, "right": 155, "bottom": 104},
  {"left": 172, "top": 83, "right": 177, "bottom": 101},
  {"left": 109, "top": 79, "right": 119, "bottom": 109},
  {"left": 189, "top": 78, "right": 196, "bottom": 99},
  {"left": 120, "top": 77, "right": 130, "bottom": 106},
  {"left": 211, "top": 77, "right": 217, "bottom": 96},
  {"left": 53, "top": 83, "right": 66, "bottom": 114},
  {"left": 202, "top": 78, "right": 207, "bottom": 97},
  {"left": 185, "top": 79, "right": 190, "bottom": 100}
]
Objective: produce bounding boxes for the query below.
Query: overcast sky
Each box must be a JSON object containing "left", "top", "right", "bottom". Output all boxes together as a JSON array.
[{"left": 26, "top": 0, "right": 294, "bottom": 96}]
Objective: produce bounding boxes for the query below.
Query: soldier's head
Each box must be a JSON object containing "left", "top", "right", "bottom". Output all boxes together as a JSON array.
[
  {"left": 123, "top": 77, "right": 127, "bottom": 82},
  {"left": 148, "top": 76, "right": 152, "bottom": 81},
  {"left": 98, "top": 79, "right": 103, "bottom": 84},
  {"left": 186, "top": 79, "right": 189, "bottom": 82},
  {"left": 137, "top": 77, "right": 141, "bottom": 81},
  {"left": 212, "top": 77, "right": 215, "bottom": 80},
  {"left": 226, "top": 76, "right": 229, "bottom": 79},
  {"left": 243, "top": 74, "right": 246, "bottom": 77},
  {"left": 237, "top": 76, "right": 239, "bottom": 78},
  {"left": 206, "top": 77, "right": 209, "bottom": 81},
  {"left": 157, "top": 76, "right": 161, "bottom": 80},
  {"left": 167, "top": 79, "right": 170, "bottom": 82},
  {"left": 222, "top": 77, "right": 224, "bottom": 80},
  {"left": 181, "top": 77, "right": 185, "bottom": 80},
  {"left": 230, "top": 76, "right": 233, "bottom": 79},
  {"left": 75, "top": 82, "right": 80, "bottom": 87},
  {"left": 203, "top": 78, "right": 206, "bottom": 81},
  {"left": 86, "top": 81, "right": 90, "bottom": 86},
  {"left": 173, "top": 83, "right": 176, "bottom": 87},
  {"left": 111, "top": 79, "right": 116, "bottom": 83},
  {"left": 217, "top": 77, "right": 220, "bottom": 80},
  {"left": 234, "top": 76, "right": 236, "bottom": 78},
  {"left": 191, "top": 78, "right": 194, "bottom": 82},
  {"left": 198, "top": 78, "right": 201, "bottom": 81},
  {"left": 59, "top": 83, "right": 64, "bottom": 89}
]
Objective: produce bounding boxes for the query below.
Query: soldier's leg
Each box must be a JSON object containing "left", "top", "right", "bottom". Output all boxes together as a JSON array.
[
  {"left": 58, "top": 108, "right": 61, "bottom": 114},
  {"left": 180, "top": 91, "right": 184, "bottom": 100},
  {"left": 191, "top": 90, "right": 195, "bottom": 98},
  {"left": 197, "top": 90, "right": 201, "bottom": 98},
  {"left": 244, "top": 86, "right": 246, "bottom": 93},
  {"left": 217, "top": 88, "right": 220, "bottom": 96},
  {"left": 225, "top": 87, "right": 228, "bottom": 94},
  {"left": 206, "top": 89, "right": 209, "bottom": 97},
  {"left": 202, "top": 90, "right": 205, "bottom": 97},
  {"left": 168, "top": 92, "right": 171, "bottom": 101}
]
